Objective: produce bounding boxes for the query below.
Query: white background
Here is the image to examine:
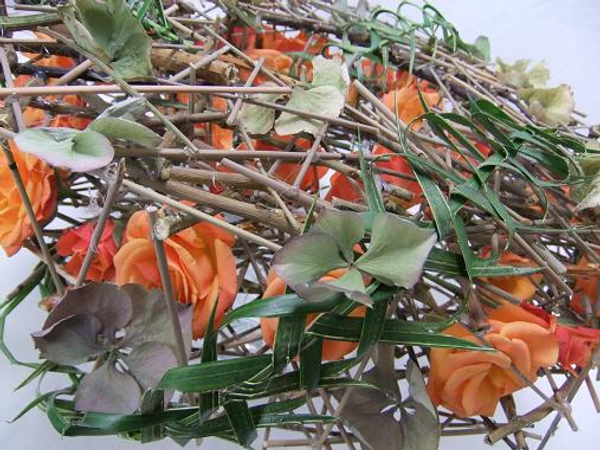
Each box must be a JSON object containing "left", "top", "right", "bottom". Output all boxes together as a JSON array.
[{"left": 1, "top": 1, "right": 599, "bottom": 449}]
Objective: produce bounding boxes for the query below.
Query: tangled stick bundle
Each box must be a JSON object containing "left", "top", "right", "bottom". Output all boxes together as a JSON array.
[{"left": 1, "top": 1, "right": 599, "bottom": 449}]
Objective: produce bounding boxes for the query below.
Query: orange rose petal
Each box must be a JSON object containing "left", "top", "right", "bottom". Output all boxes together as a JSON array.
[
  {"left": 461, "top": 371, "right": 499, "bottom": 417},
  {"left": 260, "top": 316, "right": 278, "bottom": 349},
  {"left": 114, "top": 210, "right": 237, "bottom": 339},
  {"left": 0, "top": 142, "right": 56, "bottom": 256},
  {"left": 215, "top": 238, "right": 238, "bottom": 299},
  {"left": 373, "top": 144, "right": 422, "bottom": 207},
  {"left": 194, "top": 220, "right": 236, "bottom": 248},
  {"left": 435, "top": 350, "right": 511, "bottom": 383},
  {"left": 115, "top": 240, "right": 157, "bottom": 285},
  {"left": 193, "top": 278, "right": 221, "bottom": 338},
  {"left": 441, "top": 363, "right": 491, "bottom": 412},
  {"left": 487, "top": 302, "right": 550, "bottom": 329},
  {"left": 488, "top": 333, "right": 532, "bottom": 381},
  {"left": 325, "top": 172, "right": 364, "bottom": 203},
  {"left": 500, "top": 321, "right": 559, "bottom": 368}
]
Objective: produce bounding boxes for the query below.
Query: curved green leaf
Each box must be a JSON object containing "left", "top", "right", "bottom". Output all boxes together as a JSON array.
[
  {"left": 355, "top": 214, "right": 436, "bottom": 288},
  {"left": 14, "top": 128, "right": 114, "bottom": 172},
  {"left": 307, "top": 315, "right": 492, "bottom": 351},
  {"left": 220, "top": 293, "right": 341, "bottom": 328},
  {"left": 89, "top": 117, "right": 161, "bottom": 148},
  {"left": 158, "top": 355, "right": 272, "bottom": 393}
]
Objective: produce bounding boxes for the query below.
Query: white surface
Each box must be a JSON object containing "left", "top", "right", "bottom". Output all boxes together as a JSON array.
[{"left": 1, "top": 1, "right": 599, "bottom": 449}]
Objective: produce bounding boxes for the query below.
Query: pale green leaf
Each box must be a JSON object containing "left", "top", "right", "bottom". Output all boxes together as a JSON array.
[
  {"left": 326, "top": 268, "right": 366, "bottom": 295},
  {"left": 239, "top": 83, "right": 283, "bottom": 134},
  {"left": 14, "top": 127, "right": 114, "bottom": 172},
  {"left": 311, "top": 55, "right": 350, "bottom": 95},
  {"left": 272, "top": 233, "right": 350, "bottom": 286},
  {"left": 59, "top": 0, "right": 153, "bottom": 80},
  {"left": 519, "top": 84, "right": 574, "bottom": 126},
  {"left": 31, "top": 314, "right": 107, "bottom": 365},
  {"left": 355, "top": 214, "right": 437, "bottom": 288},
  {"left": 333, "top": 360, "right": 403, "bottom": 450},
  {"left": 275, "top": 86, "right": 345, "bottom": 137},
  {"left": 472, "top": 36, "right": 490, "bottom": 62},
  {"left": 120, "top": 286, "right": 193, "bottom": 357},
  {"left": 124, "top": 342, "right": 178, "bottom": 390},
  {"left": 89, "top": 117, "right": 162, "bottom": 148},
  {"left": 367, "top": 344, "right": 401, "bottom": 403},
  {"left": 240, "top": 103, "right": 276, "bottom": 134},
  {"left": 496, "top": 58, "right": 549, "bottom": 89},
  {"left": 39, "top": 283, "right": 133, "bottom": 336},
  {"left": 311, "top": 209, "right": 365, "bottom": 262},
  {"left": 58, "top": 4, "right": 109, "bottom": 61},
  {"left": 96, "top": 97, "right": 147, "bottom": 120},
  {"left": 527, "top": 62, "right": 552, "bottom": 89},
  {"left": 574, "top": 173, "right": 600, "bottom": 212},
  {"left": 298, "top": 268, "right": 372, "bottom": 306}
]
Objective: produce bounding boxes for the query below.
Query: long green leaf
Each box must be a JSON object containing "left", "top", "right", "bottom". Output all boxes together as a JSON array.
[
  {"left": 359, "top": 144, "right": 386, "bottom": 213},
  {"left": 300, "top": 338, "right": 323, "bottom": 393},
  {"left": 200, "top": 296, "right": 220, "bottom": 421},
  {"left": 224, "top": 400, "right": 257, "bottom": 447},
  {"left": 158, "top": 355, "right": 272, "bottom": 393},
  {"left": 230, "top": 375, "right": 372, "bottom": 400},
  {"left": 166, "top": 398, "right": 318, "bottom": 437},
  {"left": 307, "top": 316, "right": 491, "bottom": 351},
  {"left": 356, "top": 295, "right": 388, "bottom": 356},
  {"left": 79, "top": 407, "right": 195, "bottom": 432},
  {"left": 273, "top": 315, "right": 306, "bottom": 372},
  {"left": 412, "top": 167, "right": 452, "bottom": 239},
  {"left": 220, "top": 294, "right": 340, "bottom": 328}
]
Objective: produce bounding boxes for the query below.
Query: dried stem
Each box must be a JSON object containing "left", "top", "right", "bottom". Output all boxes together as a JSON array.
[
  {"left": 74, "top": 161, "right": 125, "bottom": 287},
  {"left": 146, "top": 205, "right": 188, "bottom": 367},
  {"left": 123, "top": 179, "right": 282, "bottom": 251}
]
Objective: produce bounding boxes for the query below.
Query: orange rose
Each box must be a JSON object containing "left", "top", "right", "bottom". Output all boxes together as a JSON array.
[
  {"left": 570, "top": 255, "right": 599, "bottom": 318},
  {"left": 260, "top": 269, "right": 366, "bottom": 361},
  {"left": 325, "top": 172, "right": 364, "bottom": 204},
  {"left": 556, "top": 325, "right": 600, "bottom": 369},
  {"left": 480, "top": 250, "right": 542, "bottom": 303},
  {"left": 490, "top": 301, "right": 600, "bottom": 370},
  {"left": 382, "top": 80, "right": 440, "bottom": 130},
  {"left": 373, "top": 144, "right": 422, "bottom": 208},
  {"left": 230, "top": 26, "right": 257, "bottom": 51},
  {"left": 230, "top": 26, "right": 326, "bottom": 55},
  {"left": 428, "top": 303, "right": 558, "bottom": 417},
  {"left": 13, "top": 49, "right": 91, "bottom": 130},
  {"left": 325, "top": 145, "right": 422, "bottom": 208},
  {"left": 209, "top": 96, "right": 233, "bottom": 150},
  {"left": 240, "top": 48, "right": 293, "bottom": 84},
  {"left": 0, "top": 141, "right": 56, "bottom": 256},
  {"left": 22, "top": 33, "right": 76, "bottom": 70},
  {"left": 46, "top": 93, "right": 92, "bottom": 130},
  {"left": 56, "top": 219, "right": 118, "bottom": 282},
  {"left": 360, "top": 61, "right": 404, "bottom": 93},
  {"left": 246, "top": 48, "right": 293, "bottom": 73},
  {"left": 12, "top": 80, "right": 90, "bottom": 130},
  {"left": 260, "top": 28, "right": 326, "bottom": 54},
  {"left": 474, "top": 141, "right": 492, "bottom": 158},
  {"left": 217, "top": 138, "right": 326, "bottom": 194},
  {"left": 114, "top": 211, "right": 237, "bottom": 338},
  {"left": 254, "top": 137, "right": 326, "bottom": 192}
]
